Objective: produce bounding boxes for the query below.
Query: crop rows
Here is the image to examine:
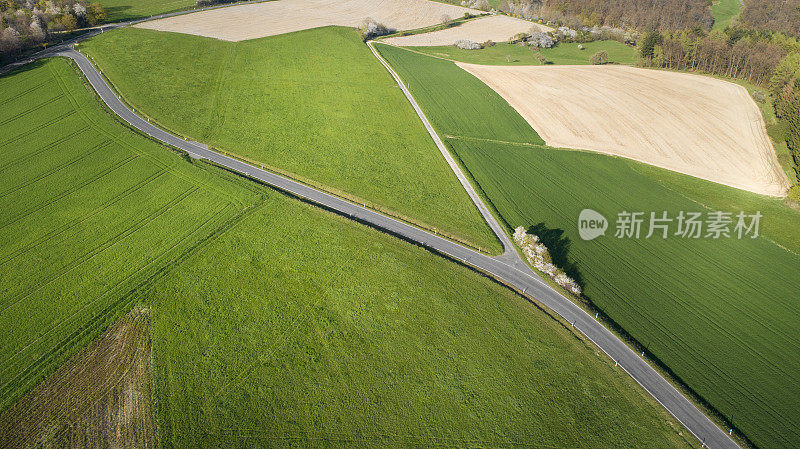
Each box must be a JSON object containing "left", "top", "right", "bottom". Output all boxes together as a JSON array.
[
  {"left": 0, "top": 58, "right": 259, "bottom": 410},
  {"left": 447, "top": 127, "right": 800, "bottom": 449},
  {"left": 379, "top": 44, "right": 800, "bottom": 449}
]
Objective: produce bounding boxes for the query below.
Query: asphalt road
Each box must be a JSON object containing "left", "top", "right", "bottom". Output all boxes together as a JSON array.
[{"left": 1, "top": 25, "right": 741, "bottom": 448}]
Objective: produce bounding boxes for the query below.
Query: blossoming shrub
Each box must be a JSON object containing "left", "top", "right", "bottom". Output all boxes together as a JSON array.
[{"left": 514, "top": 226, "right": 582, "bottom": 295}]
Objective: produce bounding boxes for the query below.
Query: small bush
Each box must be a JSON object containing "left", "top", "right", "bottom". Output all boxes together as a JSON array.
[
  {"left": 359, "top": 18, "right": 393, "bottom": 41},
  {"left": 788, "top": 185, "right": 800, "bottom": 202},
  {"left": 482, "top": 39, "right": 496, "bottom": 47},
  {"left": 509, "top": 32, "right": 530, "bottom": 44},
  {"left": 514, "top": 227, "right": 582, "bottom": 295},
  {"left": 454, "top": 39, "right": 482, "bottom": 50},
  {"left": 590, "top": 50, "right": 609, "bottom": 65},
  {"left": 752, "top": 90, "right": 767, "bottom": 104},
  {"left": 528, "top": 32, "right": 554, "bottom": 48}
]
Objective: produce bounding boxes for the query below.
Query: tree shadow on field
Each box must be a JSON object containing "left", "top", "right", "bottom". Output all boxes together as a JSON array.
[{"left": 527, "top": 222, "right": 584, "bottom": 287}]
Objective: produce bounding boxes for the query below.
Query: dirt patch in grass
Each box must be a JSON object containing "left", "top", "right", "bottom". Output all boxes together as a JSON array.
[{"left": 0, "top": 308, "right": 157, "bottom": 448}]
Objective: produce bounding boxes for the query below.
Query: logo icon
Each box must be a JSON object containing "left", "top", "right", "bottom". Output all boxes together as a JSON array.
[{"left": 579, "top": 209, "right": 608, "bottom": 241}]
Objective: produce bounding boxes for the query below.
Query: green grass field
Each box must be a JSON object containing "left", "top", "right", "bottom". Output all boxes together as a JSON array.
[
  {"left": 711, "top": 0, "right": 741, "bottom": 30},
  {"left": 0, "top": 55, "right": 698, "bottom": 448},
  {"left": 97, "top": 0, "right": 196, "bottom": 22},
  {"left": 143, "top": 186, "right": 696, "bottom": 449},
  {"left": 376, "top": 43, "right": 543, "bottom": 144},
  {"left": 377, "top": 44, "right": 800, "bottom": 449},
  {"left": 0, "top": 57, "right": 260, "bottom": 411},
  {"left": 404, "top": 40, "right": 638, "bottom": 66},
  {"left": 80, "top": 26, "right": 501, "bottom": 253}
]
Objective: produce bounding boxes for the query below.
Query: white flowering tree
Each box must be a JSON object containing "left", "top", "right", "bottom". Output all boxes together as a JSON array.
[{"left": 513, "top": 226, "right": 582, "bottom": 296}]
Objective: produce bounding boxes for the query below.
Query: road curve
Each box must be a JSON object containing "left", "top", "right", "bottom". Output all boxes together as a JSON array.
[
  {"left": 20, "top": 42, "right": 740, "bottom": 449},
  {"left": 368, "top": 40, "right": 517, "bottom": 259}
]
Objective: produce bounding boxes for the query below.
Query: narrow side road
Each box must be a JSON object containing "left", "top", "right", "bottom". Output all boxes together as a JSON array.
[
  {"left": 368, "top": 40, "right": 516, "bottom": 259},
  {"left": 52, "top": 46, "right": 741, "bottom": 449}
]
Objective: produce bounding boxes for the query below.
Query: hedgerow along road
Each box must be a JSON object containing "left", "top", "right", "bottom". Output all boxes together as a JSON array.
[{"left": 2, "top": 15, "right": 741, "bottom": 449}]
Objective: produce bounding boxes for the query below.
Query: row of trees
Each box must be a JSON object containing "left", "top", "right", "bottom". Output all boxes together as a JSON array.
[
  {"left": 565, "top": 21, "right": 798, "bottom": 195},
  {"left": 771, "top": 55, "right": 800, "bottom": 189},
  {"left": 639, "top": 27, "right": 789, "bottom": 85},
  {"left": 639, "top": 26, "right": 800, "bottom": 187},
  {"left": 0, "top": 0, "right": 106, "bottom": 61},
  {"left": 496, "top": 0, "right": 712, "bottom": 32}
]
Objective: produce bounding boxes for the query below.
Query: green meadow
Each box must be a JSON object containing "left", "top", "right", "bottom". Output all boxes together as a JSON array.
[
  {"left": 80, "top": 26, "right": 501, "bottom": 253},
  {"left": 377, "top": 43, "right": 800, "bottom": 449},
  {"left": 0, "top": 57, "right": 259, "bottom": 411},
  {"left": 97, "top": 0, "right": 196, "bottom": 22},
  {"left": 0, "top": 55, "right": 697, "bottom": 449},
  {"left": 144, "top": 184, "right": 696, "bottom": 449},
  {"left": 711, "top": 0, "right": 741, "bottom": 30},
  {"left": 404, "top": 40, "right": 638, "bottom": 66}
]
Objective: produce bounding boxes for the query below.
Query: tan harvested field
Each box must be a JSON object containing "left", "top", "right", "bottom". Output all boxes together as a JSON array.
[
  {"left": 136, "top": 0, "right": 480, "bottom": 41},
  {"left": 0, "top": 310, "right": 157, "bottom": 448},
  {"left": 458, "top": 63, "right": 791, "bottom": 196},
  {"left": 382, "top": 15, "right": 551, "bottom": 46}
]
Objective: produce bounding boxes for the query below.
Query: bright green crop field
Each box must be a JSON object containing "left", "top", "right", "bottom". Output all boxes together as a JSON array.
[
  {"left": 0, "top": 57, "right": 259, "bottom": 411},
  {"left": 404, "top": 40, "right": 638, "bottom": 66},
  {"left": 80, "top": 26, "right": 501, "bottom": 253},
  {"left": 376, "top": 43, "right": 543, "bottom": 144},
  {"left": 377, "top": 44, "right": 800, "bottom": 449},
  {"left": 143, "top": 185, "right": 696, "bottom": 449},
  {"left": 0, "top": 54, "right": 698, "bottom": 449}
]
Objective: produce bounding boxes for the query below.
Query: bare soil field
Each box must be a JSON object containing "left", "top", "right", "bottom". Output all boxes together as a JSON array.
[
  {"left": 458, "top": 63, "right": 791, "bottom": 196},
  {"left": 382, "top": 15, "right": 551, "bottom": 46},
  {"left": 0, "top": 309, "right": 157, "bottom": 448},
  {"left": 136, "top": 0, "right": 480, "bottom": 41}
]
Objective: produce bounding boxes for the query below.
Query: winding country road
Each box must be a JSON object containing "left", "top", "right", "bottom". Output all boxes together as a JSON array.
[{"left": 2, "top": 19, "right": 741, "bottom": 449}]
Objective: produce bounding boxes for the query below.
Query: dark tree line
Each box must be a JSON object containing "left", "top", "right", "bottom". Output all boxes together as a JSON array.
[
  {"left": 640, "top": 28, "right": 788, "bottom": 85},
  {"left": 740, "top": 0, "right": 800, "bottom": 38},
  {"left": 771, "top": 55, "right": 800, "bottom": 186},
  {"left": 639, "top": 26, "right": 800, "bottom": 185},
  {"left": 497, "top": 0, "right": 712, "bottom": 31}
]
